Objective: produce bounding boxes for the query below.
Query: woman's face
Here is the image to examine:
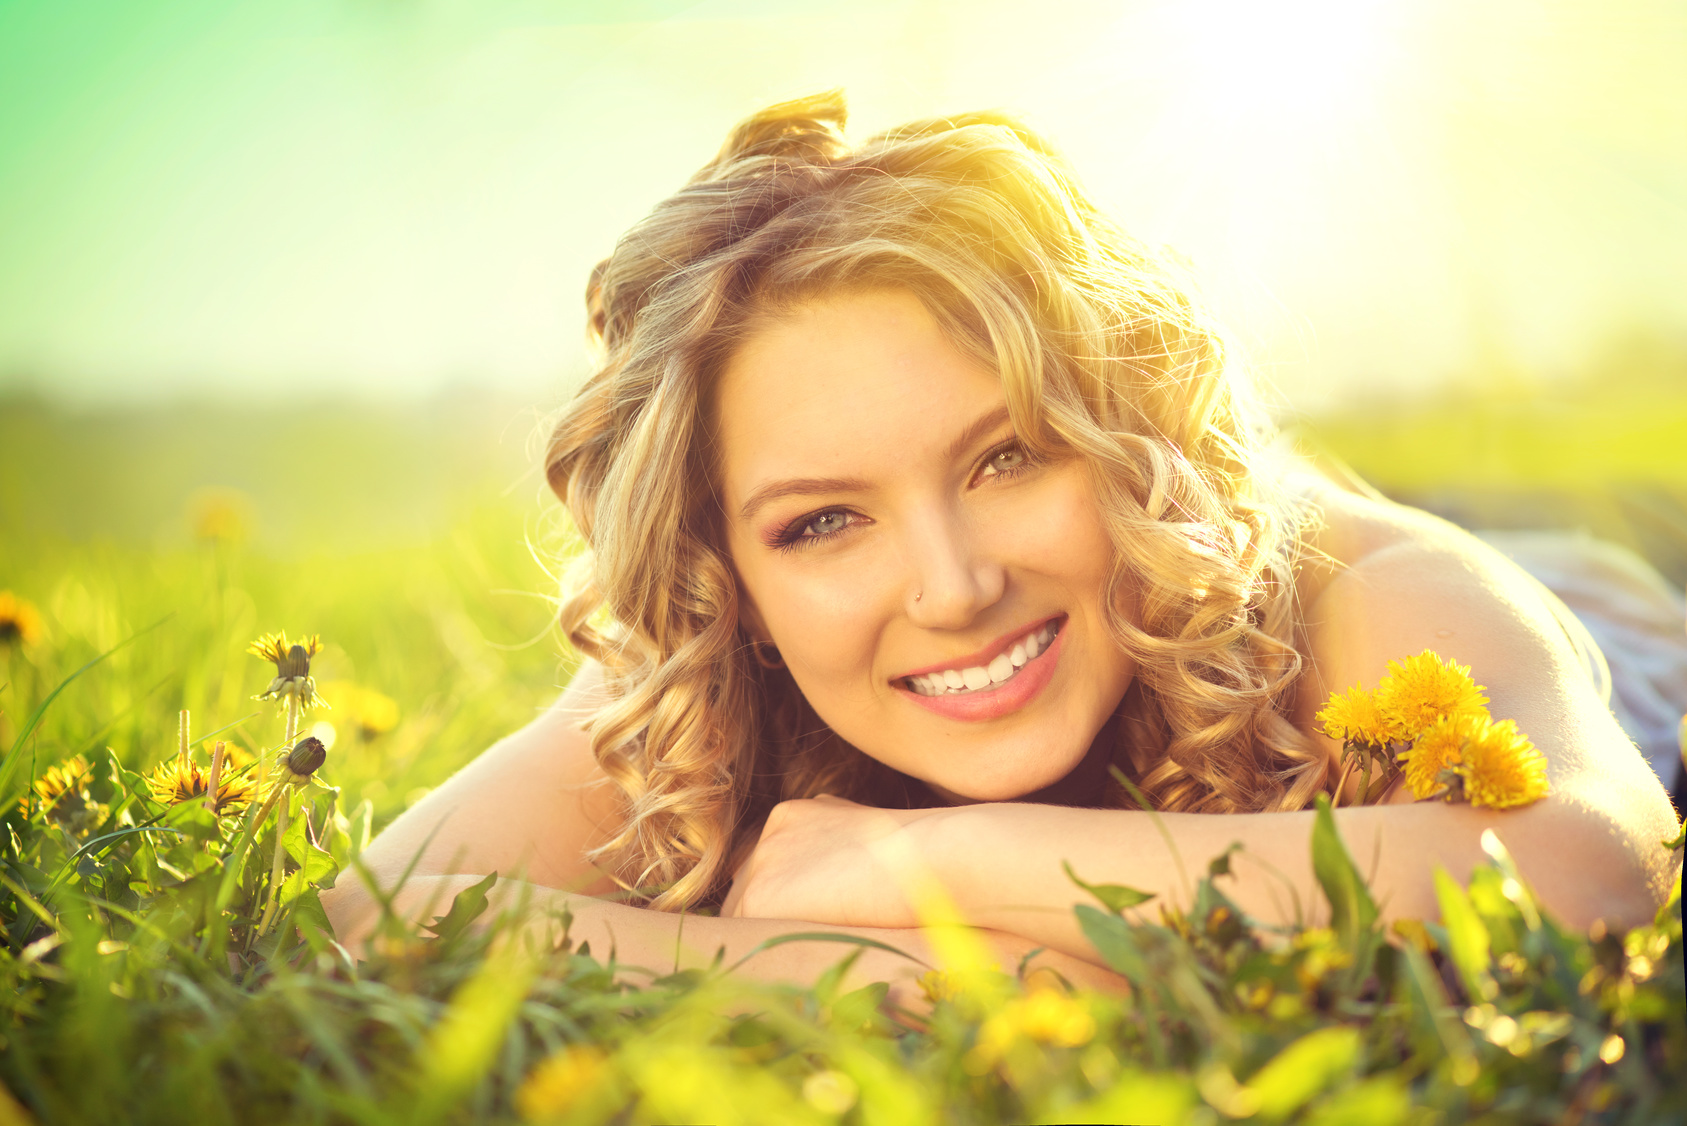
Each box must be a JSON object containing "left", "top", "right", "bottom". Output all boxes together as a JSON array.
[{"left": 714, "top": 288, "right": 1136, "bottom": 803}]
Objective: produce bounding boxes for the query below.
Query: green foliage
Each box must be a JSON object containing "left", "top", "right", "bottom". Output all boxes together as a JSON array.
[{"left": 1, "top": 403, "right": 1683, "bottom": 1124}]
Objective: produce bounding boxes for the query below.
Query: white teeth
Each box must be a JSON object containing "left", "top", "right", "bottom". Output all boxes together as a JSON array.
[{"left": 904, "top": 618, "right": 1064, "bottom": 697}]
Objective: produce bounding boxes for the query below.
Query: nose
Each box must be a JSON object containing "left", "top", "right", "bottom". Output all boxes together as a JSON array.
[{"left": 903, "top": 504, "right": 1005, "bottom": 628}]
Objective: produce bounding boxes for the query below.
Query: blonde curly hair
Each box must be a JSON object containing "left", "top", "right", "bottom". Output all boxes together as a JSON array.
[{"left": 545, "top": 91, "right": 1329, "bottom": 911}]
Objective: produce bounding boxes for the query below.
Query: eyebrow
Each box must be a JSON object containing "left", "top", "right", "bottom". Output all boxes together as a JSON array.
[
  {"left": 943, "top": 403, "right": 1013, "bottom": 463},
  {"left": 736, "top": 403, "right": 1015, "bottom": 524}
]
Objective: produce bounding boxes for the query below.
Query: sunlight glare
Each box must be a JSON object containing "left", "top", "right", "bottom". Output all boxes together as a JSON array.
[{"left": 1158, "top": 0, "right": 1401, "bottom": 139}]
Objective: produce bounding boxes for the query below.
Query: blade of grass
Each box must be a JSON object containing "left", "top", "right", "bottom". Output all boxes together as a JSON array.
[
  {"left": 726, "top": 931, "right": 928, "bottom": 975},
  {"left": 1109, "top": 765, "right": 1192, "bottom": 910}
]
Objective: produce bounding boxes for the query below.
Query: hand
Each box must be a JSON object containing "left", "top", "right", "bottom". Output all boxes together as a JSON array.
[{"left": 720, "top": 795, "right": 954, "bottom": 928}]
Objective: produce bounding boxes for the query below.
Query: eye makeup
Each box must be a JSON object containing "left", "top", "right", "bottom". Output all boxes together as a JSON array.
[{"left": 763, "top": 437, "right": 1036, "bottom": 554}]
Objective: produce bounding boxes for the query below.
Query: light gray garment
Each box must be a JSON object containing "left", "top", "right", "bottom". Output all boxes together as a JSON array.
[{"left": 1479, "top": 530, "right": 1687, "bottom": 792}]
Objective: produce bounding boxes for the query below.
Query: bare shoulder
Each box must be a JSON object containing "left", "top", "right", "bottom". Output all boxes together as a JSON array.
[
  {"left": 344, "top": 659, "right": 623, "bottom": 895},
  {"left": 1292, "top": 476, "right": 1659, "bottom": 795}
]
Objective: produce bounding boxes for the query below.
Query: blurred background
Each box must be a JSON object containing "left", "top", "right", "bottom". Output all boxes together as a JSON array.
[{"left": 2, "top": 0, "right": 1683, "bottom": 813}]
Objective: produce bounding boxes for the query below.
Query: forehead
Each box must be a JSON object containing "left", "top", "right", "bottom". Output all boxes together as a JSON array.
[{"left": 712, "top": 289, "right": 1004, "bottom": 507}]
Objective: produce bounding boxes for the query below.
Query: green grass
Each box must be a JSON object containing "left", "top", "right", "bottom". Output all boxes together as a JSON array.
[
  {"left": 1300, "top": 395, "right": 1687, "bottom": 494},
  {"left": 0, "top": 396, "right": 1683, "bottom": 1125}
]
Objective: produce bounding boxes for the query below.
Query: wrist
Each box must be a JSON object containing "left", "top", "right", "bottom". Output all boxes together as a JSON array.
[{"left": 912, "top": 801, "right": 998, "bottom": 919}]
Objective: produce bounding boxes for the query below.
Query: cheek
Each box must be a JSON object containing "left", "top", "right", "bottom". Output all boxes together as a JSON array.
[
  {"left": 1003, "top": 466, "right": 1114, "bottom": 587},
  {"left": 739, "top": 554, "right": 893, "bottom": 681}
]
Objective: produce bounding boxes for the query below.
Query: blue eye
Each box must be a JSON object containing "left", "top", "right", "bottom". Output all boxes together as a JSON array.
[
  {"left": 805, "top": 511, "right": 851, "bottom": 536},
  {"left": 979, "top": 442, "right": 1031, "bottom": 479},
  {"left": 773, "top": 508, "right": 857, "bottom": 552}
]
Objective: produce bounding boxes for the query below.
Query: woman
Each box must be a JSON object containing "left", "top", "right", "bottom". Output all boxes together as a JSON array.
[{"left": 321, "top": 93, "right": 1680, "bottom": 995}]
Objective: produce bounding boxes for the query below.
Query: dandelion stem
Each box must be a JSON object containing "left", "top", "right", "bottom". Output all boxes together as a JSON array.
[
  {"left": 205, "top": 742, "right": 225, "bottom": 817},
  {"left": 258, "top": 796, "right": 290, "bottom": 936},
  {"left": 1332, "top": 744, "right": 1358, "bottom": 807},
  {"left": 267, "top": 695, "right": 301, "bottom": 812},
  {"left": 1358, "top": 745, "right": 1373, "bottom": 805}
]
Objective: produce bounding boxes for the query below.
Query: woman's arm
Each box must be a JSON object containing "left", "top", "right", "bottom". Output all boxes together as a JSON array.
[
  {"left": 320, "top": 661, "right": 1127, "bottom": 996},
  {"left": 725, "top": 523, "right": 1684, "bottom": 962},
  {"left": 334, "top": 869, "right": 1127, "bottom": 1004}
]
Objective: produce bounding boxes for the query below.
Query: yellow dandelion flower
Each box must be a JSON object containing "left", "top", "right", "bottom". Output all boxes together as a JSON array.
[
  {"left": 249, "top": 631, "right": 328, "bottom": 710},
  {"left": 918, "top": 969, "right": 962, "bottom": 1004},
  {"left": 0, "top": 591, "right": 45, "bottom": 648},
  {"left": 1375, "top": 650, "right": 1489, "bottom": 740},
  {"left": 248, "top": 630, "right": 321, "bottom": 667},
  {"left": 323, "top": 681, "right": 399, "bottom": 739},
  {"left": 1016, "top": 987, "right": 1097, "bottom": 1047},
  {"left": 1315, "top": 685, "right": 1399, "bottom": 745},
  {"left": 965, "top": 985, "right": 1097, "bottom": 1073},
  {"left": 189, "top": 487, "right": 252, "bottom": 545},
  {"left": 1456, "top": 718, "right": 1550, "bottom": 810},
  {"left": 1400, "top": 711, "right": 1479, "bottom": 800},
  {"left": 21, "top": 754, "right": 108, "bottom": 835},
  {"left": 516, "top": 1046, "right": 609, "bottom": 1122},
  {"left": 146, "top": 755, "right": 256, "bottom": 815},
  {"left": 21, "top": 755, "right": 93, "bottom": 816},
  {"left": 1401, "top": 713, "right": 1551, "bottom": 810}
]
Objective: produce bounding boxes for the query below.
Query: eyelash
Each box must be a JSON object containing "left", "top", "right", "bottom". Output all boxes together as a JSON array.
[{"left": 769, "top": 439, "right": 1035, "bottom": 554}]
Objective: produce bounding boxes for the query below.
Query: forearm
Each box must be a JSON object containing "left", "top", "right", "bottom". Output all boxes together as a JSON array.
[
  {"left": 323, "top": 870, "right": 1127, "bottom": 999},
  {"left": 934, "top": 791, "right": 1679, "bottom": 964}
]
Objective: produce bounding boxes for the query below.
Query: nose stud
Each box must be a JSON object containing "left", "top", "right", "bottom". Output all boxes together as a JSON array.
[{"left": 914, "top": 591, "right": 922, "bottom": 602}]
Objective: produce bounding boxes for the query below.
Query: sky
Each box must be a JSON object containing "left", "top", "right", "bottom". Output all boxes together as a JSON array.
[{"left": 1, "top": 0, "right": 1683, "bottom": 409}]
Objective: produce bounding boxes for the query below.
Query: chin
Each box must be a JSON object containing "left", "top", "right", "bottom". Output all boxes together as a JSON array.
[{"left": 929, "top": 763, "right": 1083, "bottom": 806}]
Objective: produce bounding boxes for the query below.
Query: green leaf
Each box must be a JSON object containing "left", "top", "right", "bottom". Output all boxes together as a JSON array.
[
  {"left": 1476, "top": 828, "right": 1540, "bottom": 930},
  {"left": 1302, "top": 1074, "right": 1411, "bottom": 1126},
  {"left": 1062, "top": 859, "right": 1156, "bottom": 914},
  {"left": 290, "top": 888, "right": 336, "bottom": 951},
  {"left": 163, "top": 800, "right": 219, "bottom": 842},
  {"left": 1664, "top": 819, "right": 1685, "bottom": 851},
  {"left": 280, "top": 806, "right": 339, "bottom": 885},
  {"left": 1207, "top": 841, "right": 1243, "bottom": 880},
  {"left": 1433, "top": 865, "right": 1495, "bottom": 1002},
  {"left": 1464, "top": 866, "right": 1522, "bottom": 955},
  {"left": 423, "top": 871, "right": 499, "bottom": 943},
  {"left": 829, "top": 980, "right": 892, "bottom": 1035},
  {"left": 1310, "top": 793, "right": 1377, "bottom": 949},
  {"left": 812, "top": 946, "right": 865, "bottom": 1005},
  {"left": 1041, "top": 1069, "right": 1197, "bottom": 1125},
  {"left": 1398, "top": 940, "right": 1479, "bottom": 1084},
  {"left": 1074, "top": 903, "right": 1149, "bottom": 981},
  {"left": 1244, "top": 1026, "right": 1362, "bottom": 1122}
]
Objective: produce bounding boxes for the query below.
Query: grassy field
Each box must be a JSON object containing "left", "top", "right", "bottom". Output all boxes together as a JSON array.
[
  {"left": 0, "top": 393, "right": 574, "bottom": 825},
  {"left": 1297, "top": 384, "right": 1687, "bottom": 589},
  {"left": 0, "top": 393, "right": 1682, "bottom": 1125}
]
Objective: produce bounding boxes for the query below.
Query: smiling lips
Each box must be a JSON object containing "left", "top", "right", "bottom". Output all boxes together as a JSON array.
[{"left": 894, "top": 616, "right": 1067, "bottom": 722}]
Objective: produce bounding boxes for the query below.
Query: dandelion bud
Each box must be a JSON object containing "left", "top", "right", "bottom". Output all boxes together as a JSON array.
[
  {"left": 286, "top": 735, "right": 327, "bottom": 777},
  {"left": 279, "top": 643, "right": 312, "bottom": 680}
]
